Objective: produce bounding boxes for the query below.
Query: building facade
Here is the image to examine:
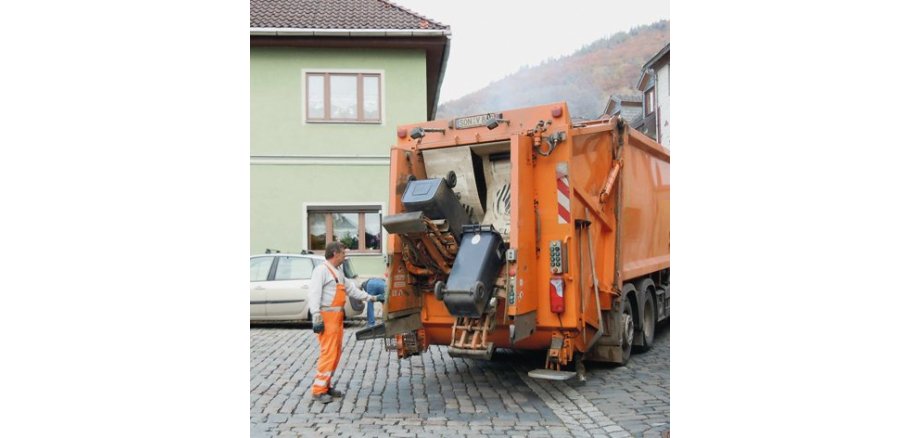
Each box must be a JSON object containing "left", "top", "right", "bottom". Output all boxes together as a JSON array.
[
  {"left": 250, "top": 0, "right": 450, "bottom": 275},
  {"left": 635, "top": 43, "right": 670, "bottom": 149}
]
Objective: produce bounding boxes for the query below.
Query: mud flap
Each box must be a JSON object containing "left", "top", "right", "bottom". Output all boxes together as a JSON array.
[
  {"left": 509, "top": 311, "right": 537, "bottom": 344},
  {"left": 584, "top": 309, "right": 628, "bottom": 364}
]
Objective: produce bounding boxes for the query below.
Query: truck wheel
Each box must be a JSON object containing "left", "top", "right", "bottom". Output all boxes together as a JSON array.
[
  {"left": 638, "top": 294, "right": 656, "bottom": 352},
  {"left": 620, "top": 297, "right": 634, "bottom": 364},
  {"left": 634, "top": 279, "right": 656, "bottom": 352}
]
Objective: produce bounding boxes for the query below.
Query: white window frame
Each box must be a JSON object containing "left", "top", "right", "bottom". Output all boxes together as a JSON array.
[
  {"left": 301, "top": 68, "right": 386, "bottom": 125},
  {"left": 644, "top": 87, "right": 656, "bottom": 116},
  {"left": 302, "top": 202, "right": 387, "bottom": 257}
]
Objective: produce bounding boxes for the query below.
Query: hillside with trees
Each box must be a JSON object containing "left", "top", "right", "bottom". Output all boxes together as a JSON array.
[{"left": 436, "top": 20, "right": 669, "bottom": 120}]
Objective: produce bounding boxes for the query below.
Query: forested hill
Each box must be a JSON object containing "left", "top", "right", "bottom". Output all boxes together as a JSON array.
[{"left": 436, "top": 20, "right": 669, "bottom": 120}]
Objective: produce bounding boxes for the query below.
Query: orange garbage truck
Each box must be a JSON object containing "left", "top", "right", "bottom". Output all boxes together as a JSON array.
[{"left": 356, "top": 102, "right": 669, "bottom": 380}]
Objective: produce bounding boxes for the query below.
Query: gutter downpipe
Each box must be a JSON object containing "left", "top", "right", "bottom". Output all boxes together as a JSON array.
[{"left": 430, "top": 34, "right": 450, "bottom": 120}]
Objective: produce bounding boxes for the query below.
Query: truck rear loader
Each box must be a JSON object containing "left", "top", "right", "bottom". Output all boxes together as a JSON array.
[{"left": 357, "top": 102, "right": 670, "bottom": 380}]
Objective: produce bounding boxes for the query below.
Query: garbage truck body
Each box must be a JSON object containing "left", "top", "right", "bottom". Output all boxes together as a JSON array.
[{"left": 360, "top": 102, "right": 669, "bottom": 379}]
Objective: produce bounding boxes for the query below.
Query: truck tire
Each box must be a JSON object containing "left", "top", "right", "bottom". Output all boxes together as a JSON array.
[
  {"left": 636, "top": 279, "right": 656, "bottom": 352},
  {"left": 638, "top": 296, "right": 656, "bottom": 352},
  {"left": 620, "top": 295, "right": 634, "bottom": 364}
]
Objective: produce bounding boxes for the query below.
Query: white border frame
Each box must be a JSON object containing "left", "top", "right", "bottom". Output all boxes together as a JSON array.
[
  {"left": 301, "top": 68, "right": 386, "bottom": 125},
  {"left": 302, "top": 201, "right": 388, "bottom": 257}
]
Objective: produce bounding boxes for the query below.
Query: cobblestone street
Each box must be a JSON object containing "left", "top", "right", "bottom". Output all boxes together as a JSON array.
[{"left": 251, "top": 320, "right": 669, "bottom": 437}]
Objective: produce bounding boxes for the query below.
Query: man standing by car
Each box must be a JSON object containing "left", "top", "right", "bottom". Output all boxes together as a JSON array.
[
  {"left": 360, "top": 277, "right": 386, "bottom": 326},
  {"left": 308, "top": 242, "right": 383, "bottom": 404}
]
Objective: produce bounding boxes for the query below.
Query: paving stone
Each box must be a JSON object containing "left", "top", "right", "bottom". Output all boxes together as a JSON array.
[{"left": 250, "top": 320, "right": 669, "bottom": 437}]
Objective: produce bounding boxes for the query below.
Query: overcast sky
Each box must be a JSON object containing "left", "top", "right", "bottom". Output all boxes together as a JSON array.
[{"left": 391, "top": 0, "right": 670, "bottom": 104}]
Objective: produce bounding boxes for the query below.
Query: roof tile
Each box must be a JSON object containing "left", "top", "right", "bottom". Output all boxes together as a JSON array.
[{"left": 251, "top": 0, "right": 449, "bottom": 30}]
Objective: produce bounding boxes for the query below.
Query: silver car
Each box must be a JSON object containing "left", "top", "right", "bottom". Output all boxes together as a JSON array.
[{"left": 250, "top": 253, "right": 367, "bottom": 322}]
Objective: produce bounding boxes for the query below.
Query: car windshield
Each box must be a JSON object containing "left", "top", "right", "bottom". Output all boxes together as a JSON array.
[{"left": 343, "top": 259, "right": 358, "bottom": 279}]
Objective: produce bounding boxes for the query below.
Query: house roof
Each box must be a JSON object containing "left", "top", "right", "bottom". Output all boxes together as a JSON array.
[
  {"left": 612, "top": 94, "right": 643, "bottom": 104},
  {"left": 642, "top": 43, "right": 670, "bottom": 71},
  {"left": 601, "top": 94, "right": 643, "bottom": 116},
  {"left": 636, "top": 42, "right": 670, "bottom": 90},
  {"left": 250, "top": 0, "right": 451, "bottom": 120},
  {"left": 250, "top": 0, "right": 449, "bottom": 30}
]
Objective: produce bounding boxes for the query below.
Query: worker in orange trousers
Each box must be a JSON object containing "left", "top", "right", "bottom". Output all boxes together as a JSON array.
[{"left": 307, "top": 241, "right": 383, "bottom": 404}]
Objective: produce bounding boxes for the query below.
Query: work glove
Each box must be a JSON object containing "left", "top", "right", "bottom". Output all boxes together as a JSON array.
[
  {"left": 375, "top": 294, "right": 386, "bottom": 304},
  {"left": 312, "top": 313, "right": 324, "bottom": 334}
]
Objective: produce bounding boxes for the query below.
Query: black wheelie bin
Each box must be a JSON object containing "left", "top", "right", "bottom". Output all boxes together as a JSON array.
[{"left": 435, "top": 224, "right": 506, "bottom": 317}]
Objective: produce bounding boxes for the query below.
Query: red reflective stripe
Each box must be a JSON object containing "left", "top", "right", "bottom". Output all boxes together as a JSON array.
[
  {"left": 557, "top": 175, "right": 571, "bottom": 223},
  {"left": 558, "top": 206, "right": 571, "bottom": 222},
  {"left": 556, "top": 177, "right": 570, "bottom": 196},
  {"left": 559, "top": 205, "right": 572, "bottom": 222}
]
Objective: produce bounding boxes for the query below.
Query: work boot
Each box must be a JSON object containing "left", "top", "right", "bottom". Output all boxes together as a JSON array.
[
  {"left": 312, "top": 393, "right": 333, "bottom": 404},
  {"left": 327, "top": 387, "right": 343, "bottom": 398}
]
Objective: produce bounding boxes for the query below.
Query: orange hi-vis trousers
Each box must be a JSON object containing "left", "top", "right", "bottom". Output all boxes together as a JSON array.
[{"left": 312, "top": 267, "right": 347, "bottom": 396}]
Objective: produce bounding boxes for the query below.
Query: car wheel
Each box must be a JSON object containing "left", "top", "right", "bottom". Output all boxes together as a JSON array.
[{"left": 347, "top": 297, "right": 365, "bottom": 317}]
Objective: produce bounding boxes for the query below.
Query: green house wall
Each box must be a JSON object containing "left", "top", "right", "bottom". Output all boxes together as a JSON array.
[{"left": 250, "top": 46, "right": 429, "bottom": 276}]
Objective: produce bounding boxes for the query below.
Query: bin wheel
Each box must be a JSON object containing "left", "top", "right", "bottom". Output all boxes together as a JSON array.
[
  {"left": 445, "top": 171, "right": 457, "bottom": 189},
  {"left": 472, "top": 281, "right": 485, "bottom": 302},
  {"left": 434, "top": 281, "right": 446, "bottom": 301}
]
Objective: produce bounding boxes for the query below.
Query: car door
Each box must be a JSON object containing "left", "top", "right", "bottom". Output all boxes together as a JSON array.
[
  {"left": 250, "top": 256, "right": 276, "bottom": 319},
  {"left": 264, "top": 256, "right": 316, "bottom": 319}
]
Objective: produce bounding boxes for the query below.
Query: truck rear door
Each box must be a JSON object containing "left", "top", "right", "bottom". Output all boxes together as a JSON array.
[
  {"left": 383, "top": 144, "right": 426, "bottom": 323},
  {"left": 508, "top": 134, "right": 539, "bottom": 335}
]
